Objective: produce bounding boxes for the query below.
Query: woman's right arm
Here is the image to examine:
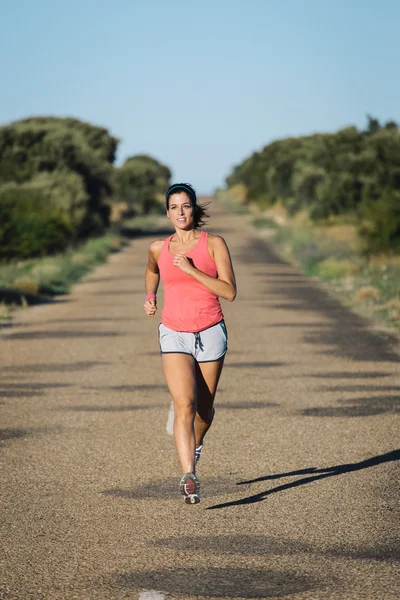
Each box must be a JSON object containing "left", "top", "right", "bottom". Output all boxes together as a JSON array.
[{"left": 143, "top": 240, "right": 163, "bottom": 317}]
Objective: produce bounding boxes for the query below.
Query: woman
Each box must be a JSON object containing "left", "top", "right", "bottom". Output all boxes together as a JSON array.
[{"left": 143, "top": 183, "right": 236, "bottom": 504}]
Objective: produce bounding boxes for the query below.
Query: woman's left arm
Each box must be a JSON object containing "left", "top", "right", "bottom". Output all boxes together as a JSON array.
[{"left": 173, "top": 235, "right": 237, "bottom": 301}]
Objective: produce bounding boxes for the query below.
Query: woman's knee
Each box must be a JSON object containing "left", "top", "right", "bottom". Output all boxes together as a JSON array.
[
  {"left": 173, "top": 397, "right": 196, "bottom": 420},
  {"left": 196, "top": 406, "right": 215, "bottom": 425}
]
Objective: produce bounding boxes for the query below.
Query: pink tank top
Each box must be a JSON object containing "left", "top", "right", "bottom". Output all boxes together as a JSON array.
[{"left": 158, "top": 231, "right": 224, "bottom": 332}]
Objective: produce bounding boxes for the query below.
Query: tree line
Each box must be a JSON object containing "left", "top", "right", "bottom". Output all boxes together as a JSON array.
[
  {"left": 0, "top": 117, "right": 171, "bottom": 260},
  {"left": 225, "top": 116, "right": 400, "bottom": 253}
]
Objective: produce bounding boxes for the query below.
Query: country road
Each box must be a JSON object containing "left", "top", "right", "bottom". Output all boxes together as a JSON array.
[{"left": 1, "top": 200, "right": 399, "bottom": 600}]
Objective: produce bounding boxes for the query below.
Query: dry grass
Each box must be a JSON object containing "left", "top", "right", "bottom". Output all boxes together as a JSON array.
[
  {"left": 110, "top": 237, "right": 122, "bottom": 251},
  {"left": 235, "top": 190, "right": 400, "bottom": 331},
  {"left": 368, "top": 254, "right": 400, "bottom": 267},
  {"left": 322, "top": 224, "right": 359, "bottom": 247},
  {"left": 355, "top": 286, "right": 381, "bottom": 303},
  {"left": 291, "top": 208, "right": 312, "bottom": 227},
  {"left": 262, "top": 203, "right": 290, "bottom": 226},
  {"left": 31, "top": 262, "right": 62, "bottom": 282},
  {"left": 317, "top": 258, "right": 358, "bottom": 279},
  {"left": 0, "top": 303, "right": 10, "bottom": 320},
  {"left": 228, "top": 183, "right": 247, "bottom": 205},
  {"left": 0, "top": 230, "right": 129, "bottom": 309},
  {"left": 380, "top": 298, "right": 400, "bottom": 311},
  {"left": 376, "top": 298, "right": 400, "bottom": 322},
  {"left": 109, "top": 201, "right": 129, "bottom": 223},
  {"left": 71, "top": 253, "right": 95, "bottom": 265},
  {"left": 13, "top": 277, "right": 39, "bottom": 296}
]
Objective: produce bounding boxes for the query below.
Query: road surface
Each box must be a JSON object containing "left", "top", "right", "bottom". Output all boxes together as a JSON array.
[{"left": 1, "top": 200, "right": 399, "bottom": 599}]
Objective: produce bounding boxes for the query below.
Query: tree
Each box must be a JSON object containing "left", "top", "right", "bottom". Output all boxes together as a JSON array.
[
  {"left": 0, "top": 117, "right": 119, "bottom": 246},
  {"left": 224, "top": 117, "right": 400, "bottom": 252},
  {"left": 114, "top": 154, "right": 171, "bottom": 215}
]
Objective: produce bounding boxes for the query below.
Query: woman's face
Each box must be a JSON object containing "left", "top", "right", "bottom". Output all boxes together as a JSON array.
[{"left": 167, "top": 192, "right": 194, "bottom": 229}]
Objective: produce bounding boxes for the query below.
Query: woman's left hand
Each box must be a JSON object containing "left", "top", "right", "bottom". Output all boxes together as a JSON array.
[{"left": 173, "top": 254, "right": 195, "bottom": 275}]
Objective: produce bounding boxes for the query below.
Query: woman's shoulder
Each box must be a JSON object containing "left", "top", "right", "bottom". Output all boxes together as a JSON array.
[
  {"left": 149, "top": 237, "right": 169, "bottom": 257},
  {"left": 206, "top": 233, "right": 228, "bottom": 248},
  {"left": 205, "top": 232, "right": 230, "bottom": 261}
]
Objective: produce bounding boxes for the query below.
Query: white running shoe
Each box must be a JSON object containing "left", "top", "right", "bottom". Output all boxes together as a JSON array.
[
  {"left": 195, "top": 441, "right": 204, "bottom": 465},
  {"left": 179, "top": 472, "right": 200, "bottom": 504}
]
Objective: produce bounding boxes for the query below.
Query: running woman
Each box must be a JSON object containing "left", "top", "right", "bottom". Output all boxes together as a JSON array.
[{"left": 143, "top": 183, "right": 236, "bottom": 504}]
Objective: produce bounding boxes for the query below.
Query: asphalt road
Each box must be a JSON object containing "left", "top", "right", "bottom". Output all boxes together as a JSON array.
[{"left": 1, "top": 200, "right": 399, "bottom": 600}]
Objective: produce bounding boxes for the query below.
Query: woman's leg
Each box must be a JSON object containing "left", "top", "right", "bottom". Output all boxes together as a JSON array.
[
  {"left": 195, "top": 356, "right": 225, "bottom": 447},
  {"left": 161, "top": 353, "right": 197, "bottom": 473}
]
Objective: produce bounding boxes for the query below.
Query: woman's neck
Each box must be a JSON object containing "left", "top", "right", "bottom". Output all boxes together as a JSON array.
[{"left": 173, "top": 228, "right": 199, "bottom": 244}]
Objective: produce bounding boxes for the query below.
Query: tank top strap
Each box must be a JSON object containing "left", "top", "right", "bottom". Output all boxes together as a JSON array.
[
  {"left": 197, "top": 230, "right": 208, "bottom": 250},
  {"left": 160, "top": 234, "right": 174, "bottom": 257},
  {"left": 186, "top": 230, "right": 207, "bottom": 256}
]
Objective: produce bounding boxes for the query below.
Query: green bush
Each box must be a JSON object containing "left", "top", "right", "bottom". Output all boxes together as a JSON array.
[
  {"left": 114, "top": 154, "right": 171, "bottom": 215},
  {"left": 224, "top": 117, "right": 400, "bottom": 253},
  {"left": 0, "top": 184, "right": 72, "bottom": 259},
  {"left": 359, "top": 189, "right": 400, "bottom": 253},
  {"left": 0, "top": 117, "right": 118, "bottom": 243},
  {"left": 0, "top": 117, "right": 173, "bottom": 261}
]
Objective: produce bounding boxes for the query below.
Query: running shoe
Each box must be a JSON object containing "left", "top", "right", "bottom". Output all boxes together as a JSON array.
[
  {"left": 179, "top": 472, "right": 200, "bottom": 504},
  {"left": 195, "top": 441, "right": 204, "bottom": 465}
]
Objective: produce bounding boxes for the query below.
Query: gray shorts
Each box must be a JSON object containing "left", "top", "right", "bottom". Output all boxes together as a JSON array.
[{"left": 158, "top": 320, "right": 228, "bottom": 363}]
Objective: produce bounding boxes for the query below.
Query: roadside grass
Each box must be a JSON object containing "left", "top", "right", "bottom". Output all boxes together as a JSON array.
[
  {"left": 0, "top": 233, "right": 127, "bottom": 311},
  {"left": 257, "top": 216, "right": 400, "bottom": 329},
  {"left": 0, "top": 212, "right": 171, "bottom": 316},
  {"left": 214, "top": 185, "right": 249, "bottom": 214},
  {"left": 0, "top": 213, "right": 172, "bottom": 321},
  {"left": 120, "top": 213, "right": 171, "bottom": 238},
  {"left": 0, "top": 302, "right": 11, "bottom": 322},
  {"left": 122, "top": 214, "right": 168, "bottom": 230},
  {"left": 216, "top": 189, "right": 400, "bottom": 331}
]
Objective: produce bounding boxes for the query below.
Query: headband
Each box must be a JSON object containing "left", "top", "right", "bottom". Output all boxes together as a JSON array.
[{"left": 166, "top": 184, "right": 196, "bottom": 206}]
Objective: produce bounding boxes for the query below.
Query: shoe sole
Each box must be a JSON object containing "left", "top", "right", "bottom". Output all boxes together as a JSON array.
[
  {"left": 184, "top": 493, "right": 200, "bottom": 504},
  {"left": 180, "top": 473, "right": 200, "bottom": 505}
]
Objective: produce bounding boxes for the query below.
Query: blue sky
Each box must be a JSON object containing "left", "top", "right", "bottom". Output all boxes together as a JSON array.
[{"left": 1, "top": 0, "right": 399, "bottom": 193}]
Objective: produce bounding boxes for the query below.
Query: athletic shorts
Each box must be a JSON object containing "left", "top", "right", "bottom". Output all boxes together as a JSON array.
[{"left": 158, "top": 320, "right": 228, "bottom": 363}]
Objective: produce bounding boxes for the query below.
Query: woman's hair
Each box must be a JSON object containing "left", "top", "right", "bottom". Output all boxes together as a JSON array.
[{"left": 165, "top": 182, "right": 210, "bottom": 228}]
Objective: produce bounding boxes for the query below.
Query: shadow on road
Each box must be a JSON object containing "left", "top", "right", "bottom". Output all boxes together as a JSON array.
[
  {"left": 82, "top": 384, "right": 167, "bottom": 391},
  {"left": 309, "top": 371, "right": 392, "bottom": 379},
  {"left": 1, "top": 317, "right": 134, "bottom": 329},
  {"left": 0, "top": 428, "right": 29, "bottom": 442},
  {"left": 1, "top": 361, "right": 110, "bottom": 373},
  {"left": 4, "top": 330, "right": 125, "bottom": 340},
  {"left": 0, "top": 382, "right": 71, "bottom": 398},
  {"left": 102, "top": 475, "right": 241, "bottom": 501},
  {"left": 90, "top": 289, "right": 143, "bottom": 295},
  {"left": 108, "top": 566, "right": 317, "bottom": 599},
  {"left": 119, "top": 226, "right": 172, "bottom": 238},
  {"left": 224, "top": 361, "right": 288, "bottom": 369},
  {"left": 300, "top": 395, "right": 400, "bottom": 416},
  {"left": 219, "top": 400, "right": 279, "bottom": 409},
  {"left": 240, "top": 239, "right": 400, "bottom": 363},
  {"left": 0, "top": 426, "right": 62, "bottom": 445},
  {"left": 0, "top": 287, "right": 70, "bottom": 306},
  {"left": 59, "top": 404, "right": 163, "bottom": 412},
  {"left": 207, "top": 449, "right": 400, "bottom": 510},
  {"left": 154, "top": 533, "right": 399, "bottom": 562}
]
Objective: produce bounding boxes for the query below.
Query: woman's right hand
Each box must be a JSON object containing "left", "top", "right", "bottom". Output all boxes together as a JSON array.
[{"left": 144, "top": 298, "right": 157, "bottom": 317}]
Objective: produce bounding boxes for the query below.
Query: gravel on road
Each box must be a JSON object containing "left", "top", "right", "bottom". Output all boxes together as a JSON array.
[{"left": 1, "top": 201, "right": 399, "bottom": 600}]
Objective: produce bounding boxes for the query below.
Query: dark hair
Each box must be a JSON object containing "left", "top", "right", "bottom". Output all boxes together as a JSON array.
[{"left": 166, "top": 182, "right": 210, "bottom": 228}]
